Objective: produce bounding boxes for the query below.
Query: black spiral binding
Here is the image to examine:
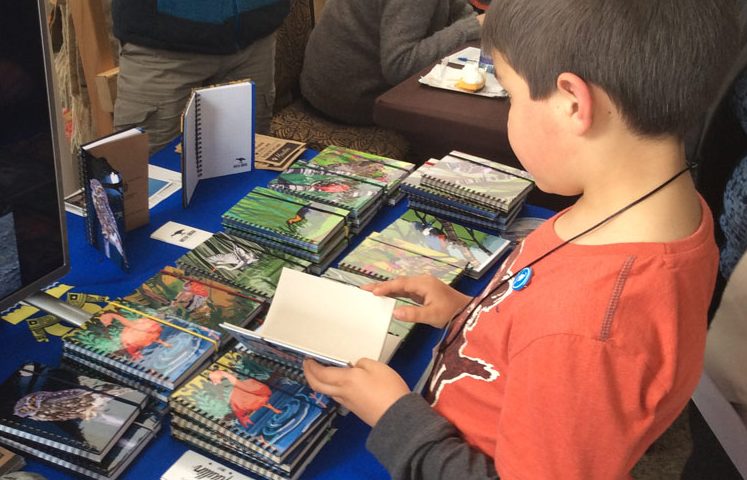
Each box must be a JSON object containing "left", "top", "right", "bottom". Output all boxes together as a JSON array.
[
  {"left": 420, "top": 173, "right": 509, "bottom": 209},
  {"left": 169, "top": 424, "right": 289, "bottom": 479},
  {"left": 78, "top": 148, "right": 96, "bottom": 246},
  {"left": 194, "top": 92, "right": 204, "bottom": 178},
  {"left": 337, "top": 262, "right": 390, "bottom": 282},
  {"left": 60, "top": 352, "right": 169, "bottom": 401}
]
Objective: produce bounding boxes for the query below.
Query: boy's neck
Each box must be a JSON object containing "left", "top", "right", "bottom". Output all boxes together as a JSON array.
[{"left": 555, "top": 136, "right": 701, "bottom": 245}]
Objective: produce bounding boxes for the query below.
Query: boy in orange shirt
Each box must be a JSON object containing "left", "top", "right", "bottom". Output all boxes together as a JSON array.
[{"left": 304, "top": 0, "right": 739, "bottom": 478}]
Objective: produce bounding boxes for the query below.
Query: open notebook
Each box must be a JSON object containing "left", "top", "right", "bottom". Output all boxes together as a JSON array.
[{"left": 222, "top": 268, "right": 396, "bottom": 368}]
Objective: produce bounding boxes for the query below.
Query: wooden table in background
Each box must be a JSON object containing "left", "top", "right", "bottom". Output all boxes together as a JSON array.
[{"left": 373, "top": 63, "right": 574, "bottom": 211}]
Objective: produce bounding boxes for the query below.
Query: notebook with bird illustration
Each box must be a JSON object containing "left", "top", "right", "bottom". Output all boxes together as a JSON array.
[
  {"left": 221, "top": 187, "right": 349, "bottom": 254},
  {"left": 374, "top": 209, "right": 511, "bottom": 279},
  {"left": 306, "top": 145, "right": 414, "bottom": 195},
  {"left": 419, "top": 152, "right": 534, "bottom": 212},
  {"left": 0, "top": 401, "right": 163, "bottom": 480},
  {"left": 267, "top": 161, "right": 384, "bottom": 219},
  {"left": 338, "top": 237, "right": 466, "bottom": 285},
  {"left": 62, "top": 301, "right": 220, "bottom": 391},
  {"left": 122, "top": 266, "right": 265, "bottom": 344},
  {"left": 0, "top": 362, "right": 148, "bottom": 463},
  {"left": 169, "top": 346, "right": 335, "bottom": 464},
  {"left": 175, "top": 232, "right": 311, "bottom": 299}
]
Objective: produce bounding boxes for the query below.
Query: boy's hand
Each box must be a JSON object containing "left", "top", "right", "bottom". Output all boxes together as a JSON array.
[
  {"left": 361, "top": 275, "right": 472, "bottom": 329},
  {"left": 304, "top": 358, "right": 409, "bottom": 427}
]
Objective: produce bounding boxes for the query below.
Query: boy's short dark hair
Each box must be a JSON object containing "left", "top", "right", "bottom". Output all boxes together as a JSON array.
[{"left": 483, "top": 0, "right": 739, "bottom": 138}]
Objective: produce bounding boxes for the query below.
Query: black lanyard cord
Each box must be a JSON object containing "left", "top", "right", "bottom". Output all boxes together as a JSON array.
[{"left": 441, "top": 163, "right": 696, "bottom": 351}]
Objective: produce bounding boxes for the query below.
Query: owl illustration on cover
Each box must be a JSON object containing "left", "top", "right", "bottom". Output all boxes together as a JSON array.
[{"left": 13, "top": 366, "right": 134, "bottom": 422}]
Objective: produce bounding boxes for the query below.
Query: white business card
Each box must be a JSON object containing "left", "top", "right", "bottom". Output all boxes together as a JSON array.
[
  {"left": 150, "top": 221, "right": 212, "bottom": 249},
  {"left": 161, "top": 450, "right": 252, "bottom": 480}
]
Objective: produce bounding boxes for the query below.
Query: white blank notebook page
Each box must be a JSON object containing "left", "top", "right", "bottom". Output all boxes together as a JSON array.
[{"left": 262, "top": 268, "right": 396, "bottom": 364}]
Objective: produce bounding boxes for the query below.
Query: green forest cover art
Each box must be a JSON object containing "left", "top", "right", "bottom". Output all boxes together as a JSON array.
[
  {"left": 222, "top": 187, "right": 346, "bottom": 246},
  {"left": 375, "top": 209, "right": 511, "bottom": 273},
  {"left": 308, "top": 146, "right": 413, "bottom": 191},
  {"left": 339, "top": 237, "right": 464, "bottom": 284},
  {"left": 176, "top": 232, "right": 309, "bottom": 299},
  {"left": 268, "top": 163, "right": 383, "bottom": 215}
]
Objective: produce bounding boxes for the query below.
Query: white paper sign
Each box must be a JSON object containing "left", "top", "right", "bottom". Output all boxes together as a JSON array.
[
  {"left": 150, "top": 221, "right": 212, "bottom": 249},
  {"left": 162, "top": 450, "right": 252, "bottom": 480}
]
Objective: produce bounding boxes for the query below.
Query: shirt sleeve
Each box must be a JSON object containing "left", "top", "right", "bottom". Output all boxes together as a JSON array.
[
  {"left": 367, "top": 393, "right": 500, "bottom": 480},
  {"left": 379, "top": 0, "right": 481, "bottom": 85}
]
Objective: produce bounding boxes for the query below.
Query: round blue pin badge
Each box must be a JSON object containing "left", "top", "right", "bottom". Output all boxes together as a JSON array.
[{"left": 511, "top": 267, "right": 533, "bottom": 291}]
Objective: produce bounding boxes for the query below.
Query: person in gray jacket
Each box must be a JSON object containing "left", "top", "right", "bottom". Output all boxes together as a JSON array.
[{"left": 300, "top": 0, "right": 483, "bottom": 126}]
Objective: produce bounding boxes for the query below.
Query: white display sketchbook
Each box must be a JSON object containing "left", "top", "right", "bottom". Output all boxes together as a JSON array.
[{"left": 181, "top": 80, "right": 255, "bottom": 207}]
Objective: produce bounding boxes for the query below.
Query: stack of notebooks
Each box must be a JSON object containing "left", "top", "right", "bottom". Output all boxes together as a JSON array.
[
  {"left": 401, "top": 151, "right": 535, "bottom": 232},
  {"left": 221, "top": 187, "right": 349, "bottom": 274},
  {"left": 176, "top": 231, "right": 312, "bottom": 300},
  {"left": 61, "top": 300, "right": 222, "bottom": 401},
  {"left": 169, "top": 346, "right": 337, "bottom": 480},
  {"left": 0, "top": 362, "right": 164, "bottom": 480},
  {"left": 305, "top": 145, "right": 415, "bottom": 206},
  {"left": 374, "top": 209, "right": 512, "bottom": 279},
  {"left": 121, "top": 265, "right": 266, "bottom": 345},
  {"left": 267, "top": 159, "right": 386, "bottom": 234},
  {"left": 336, "top": 235, "right": 468, "bottom": 286}
]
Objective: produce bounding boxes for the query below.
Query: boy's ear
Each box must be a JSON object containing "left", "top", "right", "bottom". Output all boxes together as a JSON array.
[{"left": 556, "top": 72, "right": 593, "bottom": 135}]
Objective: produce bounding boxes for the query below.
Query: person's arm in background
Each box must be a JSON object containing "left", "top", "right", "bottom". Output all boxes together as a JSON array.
[
  {"left": 452, "top": 0, "right": 486, "bottom": 22},
  {"left": 379, "top": 0, "right": 481, "bottom": 85}
]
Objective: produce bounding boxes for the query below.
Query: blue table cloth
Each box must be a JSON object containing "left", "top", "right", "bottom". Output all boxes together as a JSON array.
[{"left": 0, "top": 139, "right": 553, "bottom": 479}]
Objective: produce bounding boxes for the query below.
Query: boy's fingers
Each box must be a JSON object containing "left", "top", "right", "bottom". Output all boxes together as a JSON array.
[
  {"left": 392, "top": 305, "right": 423, "bottom": 323},
  {"left": 304, "top": 359, "right": 348, "bottom": 393},
  {"left": 371, "top": 276, "right": 427, "bottom": 299}
]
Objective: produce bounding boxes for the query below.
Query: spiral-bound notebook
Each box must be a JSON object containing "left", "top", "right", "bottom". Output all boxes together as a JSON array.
[
  {"left": 306, "top": 145, "right": 414, "bottom": 196},
  {"left": 224, "top": 226, "right": 348, "bottom": 271},
  {"left": 0, "top": 402, "right": 162, "bottom": 480},
  {"left": 420, "top": 152, "right": 534, "bottom": 212},
  {"left": 122, "top": 265, "right": 265, "bottom": 345},
  {"left": 409, "top": 198, "right": 523, "bottom": 233},
  {"left": 221, "top": 187, "right": 349, "bottom": 254},
  {"left": 0, "top": 362, "right": 148, "bottom": 463},
  {"left": 62, "top": 301, "right": 220, "bottom": 391},
  {"left": 374, "top": 209, "right": 512, "bottom": 279},
  {"left": 169, "top": 419, "right": 335, "bottom": 480},
  {"left": 181, "top": 80, "right": 255, "bottom": 207},
  {"left": 338, "top": 237, "right": 466, "bottom": 285},
  {"left": 267, "top": 161, "right": 385, "bottom": 220},
  {"left": 175, "top": 232, "right": 311, "bottom": 299},
  {"left": 401, "top": 159, "right": 506, "bottom": 221},
  {"left": 169, "top": 346, "right": 335, "bottom": 464}
]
